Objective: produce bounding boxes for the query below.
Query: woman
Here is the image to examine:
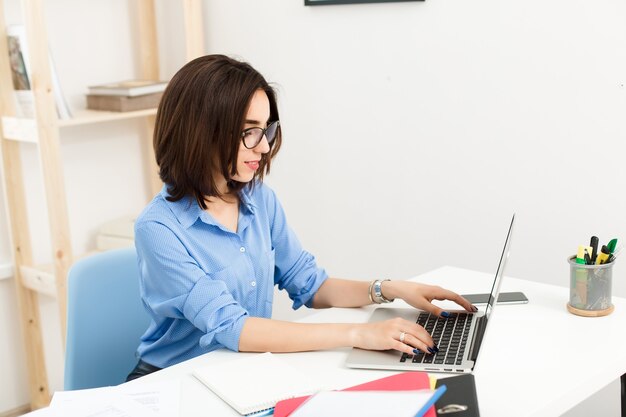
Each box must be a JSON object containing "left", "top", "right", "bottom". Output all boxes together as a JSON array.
[{"left": 127, "top": 54, "right": 476, "bottom": 380}]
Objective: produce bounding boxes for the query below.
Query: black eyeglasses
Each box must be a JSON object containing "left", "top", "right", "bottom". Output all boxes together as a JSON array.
[{"left": 240, "top": 120, "right": 280, "bottom": 149}]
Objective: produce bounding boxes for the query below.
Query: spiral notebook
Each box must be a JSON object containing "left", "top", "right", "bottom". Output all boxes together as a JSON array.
[{"left": 193, "top": 352, "right": 324, "bottom": 416}]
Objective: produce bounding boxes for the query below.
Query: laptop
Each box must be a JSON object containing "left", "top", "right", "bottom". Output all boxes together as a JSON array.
[{"left": 345, "top": 214, "right": 515, "bottom": 374}]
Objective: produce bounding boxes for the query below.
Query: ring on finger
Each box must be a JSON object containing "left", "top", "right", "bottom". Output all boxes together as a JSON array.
[{"left": 399, "top": 331, "right": 406, "bottom": 343}]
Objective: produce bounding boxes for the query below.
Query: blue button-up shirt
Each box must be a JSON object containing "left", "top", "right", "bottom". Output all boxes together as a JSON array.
[{"left": 134, "top": 182, "right": 328, "bottom": 368}]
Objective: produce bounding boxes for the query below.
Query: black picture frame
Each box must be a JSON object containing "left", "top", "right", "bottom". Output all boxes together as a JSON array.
[{"left": 305, "top": 0, "right": 423, "bottom": 5}]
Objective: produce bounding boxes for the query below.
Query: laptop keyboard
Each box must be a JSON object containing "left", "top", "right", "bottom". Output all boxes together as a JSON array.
[{"left": 399, "top": 312, "right": 473, "bottom": 366}]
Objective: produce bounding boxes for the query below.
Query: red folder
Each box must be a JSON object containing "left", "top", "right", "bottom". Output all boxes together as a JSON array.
[{"left": 273, "top": 372, "right": 436, "bottom": 417}]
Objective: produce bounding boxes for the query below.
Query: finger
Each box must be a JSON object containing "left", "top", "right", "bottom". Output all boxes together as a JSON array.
[
  {"left": 403, "top": 321, "right": 435, "bottom": 348},
  {"left": 401, "top": 332, "right": 437, "bottom": 355},
  {"left": 390, "top": 321, "right": 434, "bottom": 354},
  {"left": 391, "top": 335, "right": 434, "bottom": 356},
  {"left": 430, "top": 288, "right": 479, "bottom": 313},
  {"left": 392, "top": 340, "right": 419, "bottom": 356},
  {"left": 419, "top": 302, "right": 448, "bottom": 318},
  {"left": 397, "top": 319, "right": 434, "bottom": 345},
  {"left": 446, "top": 292, "right": 479, "bottom": 312}
]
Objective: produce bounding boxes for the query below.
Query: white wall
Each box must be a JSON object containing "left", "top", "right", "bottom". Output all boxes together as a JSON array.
[
  {"left": 2, "top": 0, "right": 625, "bottom": 413},
  {"left": 201, "top": 0, "right": 626, "bottom": 294}
]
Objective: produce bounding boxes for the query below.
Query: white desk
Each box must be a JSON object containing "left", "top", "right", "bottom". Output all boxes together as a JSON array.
[{"left": 129, "top": 266, "right": 626, "bottom": 417}]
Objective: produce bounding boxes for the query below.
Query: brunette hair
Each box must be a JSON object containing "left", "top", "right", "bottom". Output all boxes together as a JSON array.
[{"left": 153, "top": 54, "right": 282, "bottom": 209}]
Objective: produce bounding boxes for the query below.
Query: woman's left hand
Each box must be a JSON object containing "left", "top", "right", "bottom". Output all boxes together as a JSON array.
[{"left": 382, "top": 280, "right": 477, "bottom": 317}]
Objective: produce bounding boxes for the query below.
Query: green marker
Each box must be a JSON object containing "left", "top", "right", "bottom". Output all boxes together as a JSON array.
[{"left": 607, "top": 238, "right": 618, "bottom": 254}]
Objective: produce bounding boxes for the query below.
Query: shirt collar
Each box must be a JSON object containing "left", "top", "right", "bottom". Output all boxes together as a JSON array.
[
  {"left": 239, "top": 185, "right": 257, "bottom": 215},
  {"left": 161, "top": 185, "right": 203, "bottom": 229},
  {"left": 161, "top": 184, "right": 258, "bottom": 229}
]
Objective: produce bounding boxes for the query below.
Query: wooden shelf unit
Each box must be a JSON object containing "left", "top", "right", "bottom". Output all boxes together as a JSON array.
[{"left": 0, "top": 0, "right": 205, "bottom": 409}]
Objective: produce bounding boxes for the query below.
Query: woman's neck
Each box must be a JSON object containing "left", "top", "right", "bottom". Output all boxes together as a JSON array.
[{"left": 204, "top": 193, "right": 240, "bottom": 232}]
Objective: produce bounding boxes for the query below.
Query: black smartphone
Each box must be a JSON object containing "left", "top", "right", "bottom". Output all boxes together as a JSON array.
[{"left": 461, "top": 291, "right": 528, "bottom": 305}]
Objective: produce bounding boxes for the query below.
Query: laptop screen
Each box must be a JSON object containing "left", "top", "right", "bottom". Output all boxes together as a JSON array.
[{"left": 483, "top": 214, "right": 515, "bottom": 321}]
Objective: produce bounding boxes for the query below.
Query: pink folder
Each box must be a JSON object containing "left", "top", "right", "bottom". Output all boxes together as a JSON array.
[{"left": 273, "top": 372, "right": 436, "bottom": 417}]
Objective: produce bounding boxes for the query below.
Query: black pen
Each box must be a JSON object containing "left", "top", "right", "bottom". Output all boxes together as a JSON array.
[{"left": 590, "top": 236, "right": 599, "bottom": 263}]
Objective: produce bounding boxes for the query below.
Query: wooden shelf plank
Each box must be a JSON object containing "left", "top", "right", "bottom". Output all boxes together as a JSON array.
[
  {"left": 3, "top": 109, "right": 159, "bottom": 141},
  {"left": 1, "top": 116, "right": 38, "bottom": 143},
  {"left": 58, "top": 108, "right": 158, "bottom": 127},
  {"left": 20, "top": 264, "right": 56, "bottom": 297},
  {"left": 18, "top": 250, "right": 109, "bottom": 298}
]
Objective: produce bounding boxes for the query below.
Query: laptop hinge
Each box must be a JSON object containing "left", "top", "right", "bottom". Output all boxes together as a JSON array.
[{"left": 468, "top": 316, "right": 488, "bottom": 361}]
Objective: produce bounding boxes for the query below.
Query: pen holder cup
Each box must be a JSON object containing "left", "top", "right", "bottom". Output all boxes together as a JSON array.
[{"left": 567, "top": 256, "right": 614, "bottom": 317}]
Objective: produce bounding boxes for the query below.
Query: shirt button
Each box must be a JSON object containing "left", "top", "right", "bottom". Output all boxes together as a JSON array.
[
  {"left": 240, "top": 247, "right": 245, "bottom": 253},
  {"left": 251, "top": 281, "right": 256, "bottom": 287}
]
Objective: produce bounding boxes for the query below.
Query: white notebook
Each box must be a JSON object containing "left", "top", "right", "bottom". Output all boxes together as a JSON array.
[{"left": 193, "top": 352, "right": 324, "bottom": 416}]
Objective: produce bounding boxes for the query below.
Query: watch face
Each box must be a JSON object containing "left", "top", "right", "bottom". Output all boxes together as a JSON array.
[{"left": 374, "top": 280, "right": 393, "bottom": 303}]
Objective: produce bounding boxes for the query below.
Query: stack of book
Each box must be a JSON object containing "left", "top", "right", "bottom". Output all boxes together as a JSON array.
[{"left": 86, "top": 80, "right": 167, "bottom": 112}]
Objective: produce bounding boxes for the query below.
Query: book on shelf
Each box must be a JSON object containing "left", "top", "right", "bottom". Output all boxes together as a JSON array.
[
  {"left": 87, "top": 80, "right": 168, "bottom": 97},
  {"left": 86, "top": 92, "right": 163, "bottom": 112},
  {"left": 6, "top": 24, "right": 72, "bottom": 120}
]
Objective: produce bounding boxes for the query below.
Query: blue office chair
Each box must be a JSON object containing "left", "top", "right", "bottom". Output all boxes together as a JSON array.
[{"left": 64, "top": 247, "right": 150, "bottom": 390}]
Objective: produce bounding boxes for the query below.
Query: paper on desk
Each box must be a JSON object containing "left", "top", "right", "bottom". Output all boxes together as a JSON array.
[
  {"left": 46, "top": 379, "right": 180, "bottom": 417},
  {"left": 51, "top": 387, "right": 153, "bottom": 416},
  {"left": 119, "top": 379, "right": 180, "bottom": 416},
  {"left": 50, "top": 386, "right": 116, "bottom": 408},
  {"left": 289, "top": 390, "right": 440, "bottom": 417}
]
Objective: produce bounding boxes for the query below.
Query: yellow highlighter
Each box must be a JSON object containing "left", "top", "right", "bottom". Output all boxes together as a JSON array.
[
  {"left": 596, "top": 245, "right": 611, "bottom": 265},
  {"left": 576, "top": 245, "right": 592, "bottom": 264}
]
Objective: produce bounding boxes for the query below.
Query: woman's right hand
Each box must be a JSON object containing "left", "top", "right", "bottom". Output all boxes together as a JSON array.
[{"left": 350, "top": 317, "right": 438, "bottom": 355}]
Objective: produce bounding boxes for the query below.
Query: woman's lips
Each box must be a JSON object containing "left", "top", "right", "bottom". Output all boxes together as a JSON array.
[{"left": 244, "top": 161, "right": 260, "bottom": 170}]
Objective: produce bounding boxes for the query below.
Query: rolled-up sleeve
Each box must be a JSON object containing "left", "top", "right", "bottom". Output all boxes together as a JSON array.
[
  {"left": 265, "top": 189, "right": 328, "bottom": 309},
  {"left": 135, "top": 222, "right": 248, "bottom": 351}
]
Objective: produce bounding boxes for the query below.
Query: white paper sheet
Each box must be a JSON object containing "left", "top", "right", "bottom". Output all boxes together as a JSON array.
[
  {"left": 290, "top": 390, "right": 437, "bottom": 417},
  {"left": 119, "top": 380, "right": 180, "bottom": 417},
  {"left": 24, "top": 379, "right": 181, "bottom": 417}
]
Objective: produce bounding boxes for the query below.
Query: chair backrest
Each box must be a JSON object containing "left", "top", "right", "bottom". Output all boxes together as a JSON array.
[{"left": 64, "top": 247, "right": 150, "bottom": 390}]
